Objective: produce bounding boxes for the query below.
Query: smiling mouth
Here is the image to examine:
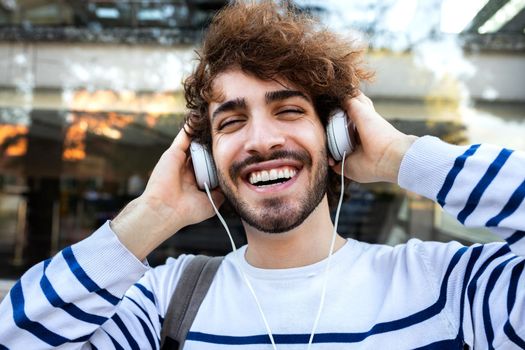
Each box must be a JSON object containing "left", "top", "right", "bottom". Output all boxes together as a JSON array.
[{"left": 248, "top": 167, "right": 297, "bottom": 187}]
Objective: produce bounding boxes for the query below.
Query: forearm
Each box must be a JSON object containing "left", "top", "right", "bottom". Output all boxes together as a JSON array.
[{"left": 111, "top": 196, "right": 183, "bottom": 261}]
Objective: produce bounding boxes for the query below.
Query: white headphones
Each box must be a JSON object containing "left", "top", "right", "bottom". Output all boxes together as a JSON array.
[
  {"left": 326, "top": 109, "right": 356, "bottom": 162},
  {"left": 190, "top": 108, "right": 356, "bottom": 189},
  {"left": 189, "top": 141, "right": 219, "bottom": 189}
]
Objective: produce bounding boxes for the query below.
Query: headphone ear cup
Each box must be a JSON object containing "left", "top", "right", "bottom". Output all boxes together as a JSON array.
[
  {"left": 190, "top": 142, "right": 219, "bottom": 190},
  {"left": 326, "top": 118, "right": 342, "bottom": 161},
  {"left": 326, "top": 109, "right": 355, "bottom": 161}
]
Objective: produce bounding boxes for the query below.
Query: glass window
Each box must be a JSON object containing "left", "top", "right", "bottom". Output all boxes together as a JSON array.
[{"left": 0, "top": 0, "right": 524, "bottom": 282}]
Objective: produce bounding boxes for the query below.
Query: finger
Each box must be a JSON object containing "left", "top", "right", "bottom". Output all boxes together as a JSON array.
[
  {"left": 169, "top": 124, "right": 192, "bottom": 153},
  {"left": 330, "top": 150, "right": 355, "bottom": 176},
  {"left": 331, "top": 157, "right": 356, "bottom": 180},
  {"left": 345, "top": 91, "right": 373, "bottom": 111},
  {"left": 342, "top": 95, "right": 373, "bottom": 130},
  {"left": 355, "top": 91, "right": 373, "bottom": 107}
]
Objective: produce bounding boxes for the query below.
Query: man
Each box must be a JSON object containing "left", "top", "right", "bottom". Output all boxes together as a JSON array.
[{"left": 0, "top": 2, "right": 523, "bottom": 349}]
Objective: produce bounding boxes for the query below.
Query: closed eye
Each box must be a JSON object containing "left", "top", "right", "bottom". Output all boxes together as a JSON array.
[
  {"left": 218, "top": 118, "right": 244, "bottom": 131},
  {"left": 277, "top": 108, "right": 305, "bottom": 119},
  {"left": 277, "top": 108, "right": 304, "bottom": 115}
]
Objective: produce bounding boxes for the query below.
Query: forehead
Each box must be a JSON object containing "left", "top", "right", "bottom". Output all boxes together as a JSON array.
[{"left": 209, "top": 69, "right": 305, "bottom": 104}]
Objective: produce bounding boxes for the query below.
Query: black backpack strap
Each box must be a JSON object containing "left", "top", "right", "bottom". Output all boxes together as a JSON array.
[{"left": 160, "top": 255, "right": 224, "bottom": 350}]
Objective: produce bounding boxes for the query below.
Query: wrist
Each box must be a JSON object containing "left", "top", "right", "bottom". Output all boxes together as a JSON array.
[
  {"left": 378, "top": 134, "right": 418, "bottom": 183},
  {"left": 110, "top": 196, "right": 182, "bottom": 261}
]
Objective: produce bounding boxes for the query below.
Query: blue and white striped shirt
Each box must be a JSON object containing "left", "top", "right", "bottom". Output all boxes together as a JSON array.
[{"left": 0, "top": 136, "right": 523, "bottom": 349}]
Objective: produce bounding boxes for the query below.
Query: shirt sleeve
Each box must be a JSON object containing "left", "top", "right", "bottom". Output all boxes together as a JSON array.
[
  {"left": 399, "top": 136, "right": 525, "bottom": 348},
  {"left": 0, "top": 221, "right": 161, "bottom": 349},
  {"left": 399, "top": 136, "right": 525, "bottom": 255}
]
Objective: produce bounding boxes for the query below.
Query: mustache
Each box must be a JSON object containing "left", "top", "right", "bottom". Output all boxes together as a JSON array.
[{"left": 229, "top": 149, "right": 312, "bottom": 180}]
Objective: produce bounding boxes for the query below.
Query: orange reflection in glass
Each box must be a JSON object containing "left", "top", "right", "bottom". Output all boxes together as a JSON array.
[
  {"left": 62, "top": 89, "right": 181, "bottom": 161},
  {"left": 63, "top": 117, "right": 87, "bottom": 161},
  {"left": 63, "top": 113, "right": 133, "bottom": 161},
  {"left": 0, "top": 125, "right": 29, "bottom": 157},
  {"left": 68, "top": 89, "right": 179, "bottom": 117}
]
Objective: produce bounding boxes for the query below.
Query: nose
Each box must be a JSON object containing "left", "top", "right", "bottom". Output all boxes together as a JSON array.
[{"left": 243, "top": 115, "right": 286, "bottom": 156}]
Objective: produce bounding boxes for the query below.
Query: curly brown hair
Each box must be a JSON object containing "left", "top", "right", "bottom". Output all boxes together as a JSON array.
[{"left": 183, "top": 0, "right": 373, "bottom": 208}]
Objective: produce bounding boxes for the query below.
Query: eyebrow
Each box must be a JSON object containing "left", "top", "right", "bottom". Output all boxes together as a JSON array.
[
  {"left": 211, "top": 90, "right": 310, "bottom": 121},
  {"left": 211, "top": 98, "right": 247, "bottom": 121},
  {"left": 265, "top": 90, "right": 310, "bottom": 104}
]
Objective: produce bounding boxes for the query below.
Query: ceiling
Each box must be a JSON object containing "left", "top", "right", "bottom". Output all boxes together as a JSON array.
[{"left": 0, "top": 0, "right": 523, "bottom": 49}]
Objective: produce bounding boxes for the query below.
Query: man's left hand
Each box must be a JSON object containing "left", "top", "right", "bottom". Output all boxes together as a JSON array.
[{"left": 330, "top": 92, "right": 417, "bottom": 184}]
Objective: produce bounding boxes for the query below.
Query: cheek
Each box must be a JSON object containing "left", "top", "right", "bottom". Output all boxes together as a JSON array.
[
  {"left": 300, "top": 125, "right": 327, "bottom": 153},
  {"left": 212, "top": 138, "right": 236, "bottom": 172},
  {"left": 300, "top": 118, "right": 326, "bottom": 142}
]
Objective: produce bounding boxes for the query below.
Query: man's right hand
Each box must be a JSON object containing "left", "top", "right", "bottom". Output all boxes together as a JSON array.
[{"left": 110, "top": 126, "right": 224, "bottom": 261}]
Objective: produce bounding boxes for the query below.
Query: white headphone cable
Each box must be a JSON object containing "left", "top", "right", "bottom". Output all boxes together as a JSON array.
[
  {"left": 204, "top": 182, "right": 278, "bottom": 350},
  {"left": 204, "top": 152, "right": 347, "bottom": 350},
  {"left": 307, "top": 151, "right": 346, "bottom": 349}
]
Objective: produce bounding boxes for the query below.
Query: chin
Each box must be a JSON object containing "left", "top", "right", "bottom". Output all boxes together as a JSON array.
[
  {"left": 218, "top": 148, "right": 329, "bottom": 234},
  {"left": 235, "top": 195, "right": 325, "bottom": 234}
]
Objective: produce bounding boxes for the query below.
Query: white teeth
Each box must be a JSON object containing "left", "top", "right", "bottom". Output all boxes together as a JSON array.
[{"left": 248, "top": 167, "right": 297, "bottom": 186}]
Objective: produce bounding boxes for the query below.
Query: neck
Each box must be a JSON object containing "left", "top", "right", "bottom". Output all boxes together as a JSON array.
[{"left": 243, "top": 197, "right": 346, "bottom": 269}]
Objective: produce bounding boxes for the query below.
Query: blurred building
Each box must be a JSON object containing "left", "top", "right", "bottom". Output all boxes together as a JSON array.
[{"left": 0, "top": 0, "right": 524, "bottom": 281}]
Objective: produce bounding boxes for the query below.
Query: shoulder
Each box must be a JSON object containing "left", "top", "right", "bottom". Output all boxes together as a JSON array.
[
  {"left": 377, "top": 239, "right": 512, "bottom": 287},
  {"left": 352, "top": 238, "right": 465, "bottom": 260},
  {"left": 134, "top": 254, "right": 197, "bottom": 317},
  {"left": 350, "top": 238, "right": 469, "bottom": 280}
]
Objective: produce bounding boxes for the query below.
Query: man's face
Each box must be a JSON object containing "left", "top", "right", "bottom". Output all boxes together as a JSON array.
[{"left": 209, "top": 69, "right": 328, "bottom": 233}]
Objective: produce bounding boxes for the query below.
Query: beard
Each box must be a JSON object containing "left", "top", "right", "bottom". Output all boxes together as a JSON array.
[{"left": 217, "top": 148, "right": 328, "bottom": 233}]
